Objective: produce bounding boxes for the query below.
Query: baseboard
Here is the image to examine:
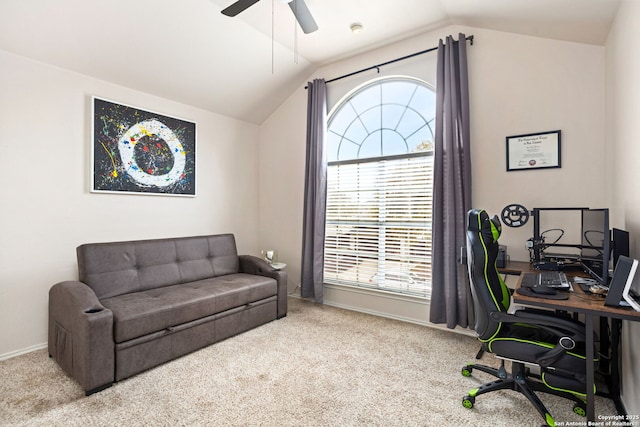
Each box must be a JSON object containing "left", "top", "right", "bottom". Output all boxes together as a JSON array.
[
  {"left": 0, "top": 342, "right": 48, "bottom": 361},
  {"left": 322, "top": 299, "right": 475, "bottom": 337},
  {"left": 323, "top": 299, "right": 425, "bottom": 325},
  {"left": 290, "top": 286, "right": 475, "bottom": 337}
]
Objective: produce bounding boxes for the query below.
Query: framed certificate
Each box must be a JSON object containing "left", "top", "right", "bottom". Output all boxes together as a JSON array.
[{"left": 506, "top": 130, "right": 561, "bottom": 171}]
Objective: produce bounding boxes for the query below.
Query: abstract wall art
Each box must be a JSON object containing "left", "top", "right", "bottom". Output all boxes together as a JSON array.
[{"left": 92, "top": 97, "right": 196, "bottom": 196}]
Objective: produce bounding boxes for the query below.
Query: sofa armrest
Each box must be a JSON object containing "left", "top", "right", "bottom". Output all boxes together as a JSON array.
[
  {"left": 48, "top": 281, "right": 115, "bottom": 394},
  {"left": 239, "top": 255, "right": 288, "bottom": 318}
]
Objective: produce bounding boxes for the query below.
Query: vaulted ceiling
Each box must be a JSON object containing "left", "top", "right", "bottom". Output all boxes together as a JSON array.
[{"left": 0, "top": 0, "right": 621, "bottom": 124}]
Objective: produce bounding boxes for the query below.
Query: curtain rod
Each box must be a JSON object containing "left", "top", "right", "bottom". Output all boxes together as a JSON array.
[{"left": 306, "top": 35, "right": 474, "bottom": 89}]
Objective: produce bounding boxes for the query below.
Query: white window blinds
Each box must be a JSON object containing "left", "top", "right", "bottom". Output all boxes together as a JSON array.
[{"left": 324, "top": 153, "right": 433, "bottom": 297}]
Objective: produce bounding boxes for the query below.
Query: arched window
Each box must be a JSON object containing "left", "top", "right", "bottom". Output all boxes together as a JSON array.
[{"left": 324, "top": 77, "right": 435, "bottom": 298}]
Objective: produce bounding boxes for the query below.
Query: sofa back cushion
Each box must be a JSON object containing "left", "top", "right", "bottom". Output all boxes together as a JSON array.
[{"left": 77, "top": 234, "right": 240, "bottom": 299}]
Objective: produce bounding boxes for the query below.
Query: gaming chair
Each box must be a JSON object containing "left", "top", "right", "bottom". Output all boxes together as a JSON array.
[{"left": 462, "top": 209, "right": 596, "bottom": 427}]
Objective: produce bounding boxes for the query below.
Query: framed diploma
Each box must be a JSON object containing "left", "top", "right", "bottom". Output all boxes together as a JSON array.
[{"left": 506, "top": 130, "right": 561, "bottom": 171}]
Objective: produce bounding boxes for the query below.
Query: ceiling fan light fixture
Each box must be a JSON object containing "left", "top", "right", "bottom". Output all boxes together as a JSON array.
[{"left": 350, "top": 23, "right": 364, "bottom": 34}]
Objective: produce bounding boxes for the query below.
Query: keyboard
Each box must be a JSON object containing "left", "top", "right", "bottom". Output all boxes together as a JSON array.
[{"left": 522, "top": 271, "right": 570, "bottom": 289}]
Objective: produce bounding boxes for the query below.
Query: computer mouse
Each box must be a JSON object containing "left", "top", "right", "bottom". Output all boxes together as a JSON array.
[{"left": 531, "top": 285, "right": 557, "bottom": 295}]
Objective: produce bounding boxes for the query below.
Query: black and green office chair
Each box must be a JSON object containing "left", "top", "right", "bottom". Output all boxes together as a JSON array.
[{"left": 462, "top": 209, "right": 595, "bottom": 427}]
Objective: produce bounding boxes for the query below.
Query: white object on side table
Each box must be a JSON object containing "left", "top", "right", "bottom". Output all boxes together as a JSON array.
[{"left": 270, "top": 262, "right": 286, "bottom": 270}]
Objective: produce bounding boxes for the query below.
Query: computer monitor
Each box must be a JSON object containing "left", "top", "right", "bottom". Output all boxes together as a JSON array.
[
  {"left": 580, "top": 209, "right": 610, "bottom": 286},
  {"left": 532, "top": 207, "right": 585, "bottom": 263},
  {"left": 611, "top": 228, "right": 630, "bottom": 267}
]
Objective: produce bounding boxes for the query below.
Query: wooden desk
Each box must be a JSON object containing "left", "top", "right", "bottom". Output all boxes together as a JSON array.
[{"left": 509, "top": 264, "right": 640, "bottom": 422}]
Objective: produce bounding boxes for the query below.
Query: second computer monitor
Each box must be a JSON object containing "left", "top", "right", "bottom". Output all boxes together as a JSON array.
[{"left": 580, "top": 208, "right": 610, "bottom": 286}]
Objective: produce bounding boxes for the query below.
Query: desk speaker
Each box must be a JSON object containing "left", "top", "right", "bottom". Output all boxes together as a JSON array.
[{"left": 497, "top": 245, "right": 507, "bottom": 268}]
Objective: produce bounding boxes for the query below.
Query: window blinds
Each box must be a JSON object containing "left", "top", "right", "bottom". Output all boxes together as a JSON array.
[{"left": 324, "top": 153, "right": 433, "bottom": 297}]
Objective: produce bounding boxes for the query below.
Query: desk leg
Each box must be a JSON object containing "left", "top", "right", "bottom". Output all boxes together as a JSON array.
[
  {"left": 600, "top": 317, "right": 610, "bottom": 382},
  {"left": 586, "top": 314, "right": 595, "bottom": 421},
  {"left": 611, "top": 318, "right": 625, "bottom": 414}
]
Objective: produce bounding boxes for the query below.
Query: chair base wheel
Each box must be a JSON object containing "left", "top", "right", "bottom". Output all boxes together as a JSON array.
[
  {"left": 573, "top": 403, "right": 586, "bottom": 417},
  {"left": 462, "top": 395, "right": 475, "bottom": 409},
  {"left": 461, "top": 366, "right": 473, "bottom": 377}
]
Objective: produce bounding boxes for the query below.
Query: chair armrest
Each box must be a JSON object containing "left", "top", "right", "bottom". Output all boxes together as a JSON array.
[
  {"left": 513, "top": 309, "right": 586, "bottom": 339},
  {"left": 239, "top": 255, "right": 288, "bottom": 318},
  {"left": 490, "top": 310, "right": 586, "bottom": 340},
  {"left": 48, "top": 281, "right": 114, "bottom": 394},
  {"left": 490, "top": 309, "right": 588, "bottom": 368}
]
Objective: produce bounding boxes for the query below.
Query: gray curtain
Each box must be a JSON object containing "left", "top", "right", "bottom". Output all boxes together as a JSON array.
[
  {"left": 300, "top": 78, "right": 327, "bottom": 303},
  {"left": 429, "top": 34, "right": 473, "bottom": 329}
]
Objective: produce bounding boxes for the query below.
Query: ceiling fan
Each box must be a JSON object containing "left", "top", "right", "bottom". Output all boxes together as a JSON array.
[{"left": 221, "top": 0, "right": 319, "bottom": 34}]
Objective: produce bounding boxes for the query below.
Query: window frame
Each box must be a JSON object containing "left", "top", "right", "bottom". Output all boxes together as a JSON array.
[{"left": 324, "top": 76, "right": 435, "bottom": 299}]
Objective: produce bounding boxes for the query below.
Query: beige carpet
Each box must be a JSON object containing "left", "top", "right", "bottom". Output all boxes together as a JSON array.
[{"left": 1, "top": 297, "right": 617, "bottom": 426}]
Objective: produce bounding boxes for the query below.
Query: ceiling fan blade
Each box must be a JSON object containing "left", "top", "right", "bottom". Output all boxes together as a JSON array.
[
  {"left": 221, "top": 0, "right": 261, "bottom": 17},
  {"left": 288, "top": 0, "right": 318, "bottom": 34}
]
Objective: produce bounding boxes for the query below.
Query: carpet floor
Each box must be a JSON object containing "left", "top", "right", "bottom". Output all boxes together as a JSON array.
[{"left": 0, "top": 297, "right": 617, "bottom": 426}]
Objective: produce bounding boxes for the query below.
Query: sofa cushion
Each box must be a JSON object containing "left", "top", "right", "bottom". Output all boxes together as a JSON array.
[
  {"left": 78, "top": 234, "right": 240, "bottom": 299},
  {"left": 100, "top": 273, "right": 277, "bottom": 343}
]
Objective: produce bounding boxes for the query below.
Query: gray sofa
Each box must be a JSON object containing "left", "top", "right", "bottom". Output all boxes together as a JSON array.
[{"left": 48, "top": 234, "right": 287, "bottom": 395}]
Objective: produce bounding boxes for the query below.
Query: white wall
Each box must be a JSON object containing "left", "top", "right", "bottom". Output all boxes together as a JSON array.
[
  {"left": 606, "top": 0, "right": 640, "bottom": 416},
  {"left": 470, "top": 29, "right": 607, "bottom": 263},
  {"left": 258, "top": 25, "right": 607, "bottom": 324},
  {"left": 257, "top": 91, "right": 308, "bottom": 294},
  {"left": 0, "top": 50, "right": 261, "bottom": 359}
]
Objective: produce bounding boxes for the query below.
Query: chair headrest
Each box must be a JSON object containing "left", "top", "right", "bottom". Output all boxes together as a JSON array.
[{"left": 468, "top": 209, "right": 502, "bottom": 243}]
